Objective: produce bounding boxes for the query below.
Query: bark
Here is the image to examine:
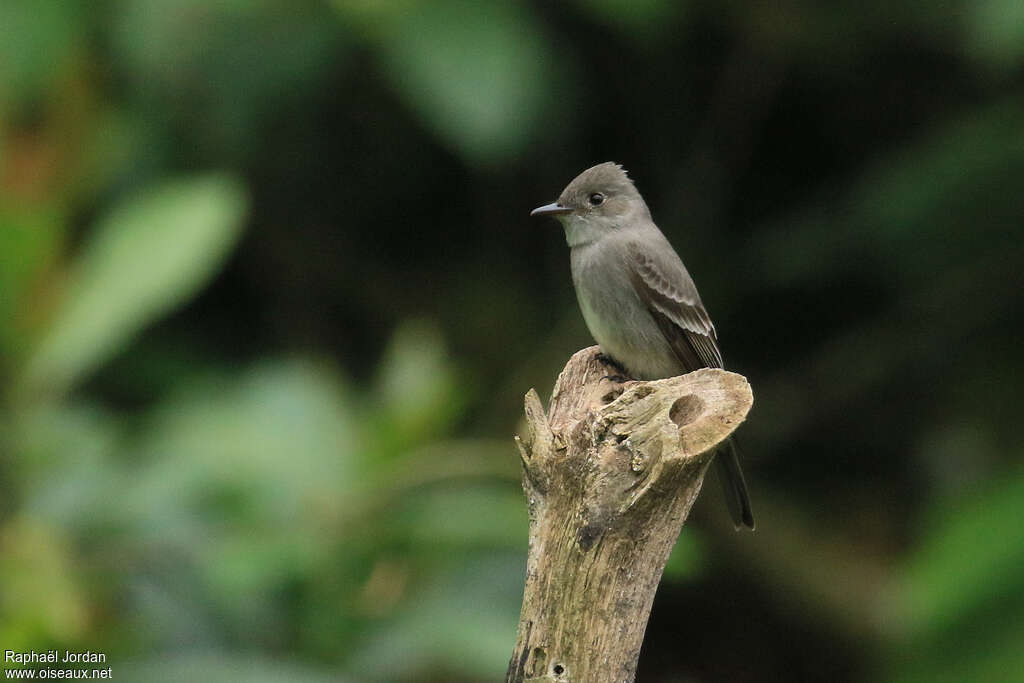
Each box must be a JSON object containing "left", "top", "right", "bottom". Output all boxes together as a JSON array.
[{"left": 506, "top": 346, "right": 753, "bottom": 683}]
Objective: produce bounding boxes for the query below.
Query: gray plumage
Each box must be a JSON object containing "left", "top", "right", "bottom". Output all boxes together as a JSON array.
[{"left": 532, "top": 161, "right": 754, "bottom": 529}]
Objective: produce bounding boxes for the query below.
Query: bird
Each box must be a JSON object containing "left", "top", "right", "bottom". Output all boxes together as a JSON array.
[{"left": 531, "top": 161, "right": 754, "bottom": 529}]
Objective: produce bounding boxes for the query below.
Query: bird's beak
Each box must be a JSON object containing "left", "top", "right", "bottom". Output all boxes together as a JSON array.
[{"left": 530, "top": 202, "right": 573, "bottom": 217}]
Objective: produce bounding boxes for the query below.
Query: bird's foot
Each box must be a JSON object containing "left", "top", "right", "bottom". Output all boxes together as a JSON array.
[
  {"left": 595, "top": 352, "right": 631, "bottom": 380},
  {"left": 596, "top": 356, "right": 635, "bottom": 403}
]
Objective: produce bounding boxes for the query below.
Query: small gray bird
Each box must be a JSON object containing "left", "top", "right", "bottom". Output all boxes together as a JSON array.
[{"left": 532, "top": 161, "right": 754, "bottom": 529}]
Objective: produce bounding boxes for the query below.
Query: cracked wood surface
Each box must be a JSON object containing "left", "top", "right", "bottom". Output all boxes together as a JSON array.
[{"left": 506, "top": 346, "right": 753, "bottom": 683}]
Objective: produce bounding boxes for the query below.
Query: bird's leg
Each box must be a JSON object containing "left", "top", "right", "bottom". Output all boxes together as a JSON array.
[
  {"left": 596, "top": 353, "right": 635, "bottom": 406},
  {"left": 596, "top": 352, "right": 632, "bottom": 384}
]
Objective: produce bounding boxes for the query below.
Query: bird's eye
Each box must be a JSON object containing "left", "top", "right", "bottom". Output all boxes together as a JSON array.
[{"left": 589, "top": 192, "right": 605, "bottom": 206}]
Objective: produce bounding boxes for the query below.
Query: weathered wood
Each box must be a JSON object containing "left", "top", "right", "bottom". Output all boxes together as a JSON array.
[{"left": 506, "top": 346, "right": 753, "bottom": 683}]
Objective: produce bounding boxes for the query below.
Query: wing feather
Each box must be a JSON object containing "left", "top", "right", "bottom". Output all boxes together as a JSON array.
[
  {"left": 626, "top": 238, "right": 753, "bottom": 529},
  {"left": 627, "top": 241, "right": 723, "bottom": 370}
]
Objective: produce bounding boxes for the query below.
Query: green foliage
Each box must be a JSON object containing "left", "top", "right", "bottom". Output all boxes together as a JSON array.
[
  {"left": 0, "top": 1, "right": 81, "bottom": 106},
  {"left": 885, "top": 468, "right": 1024, "bottom": 682},
  {"left": 4, "top": 332, "right": 523, "bottom": 680},
  {"left": 965, "top": 0, "right": 1024, "bottom": 70},
  {"left": 663, "top": 529, "right": 705, "bottom": 579},
  {"left": 111, "top": 0, "right": 346, "bottom": 162},
  {"left": 337, "top": 0, "right": 561, "bottom": 164},
  {"left": 573, "top": 0, "right": 686, "bottom": 40},
  {"left": 370, "top": 319, "right": 469, "bottom": 454},
  {"left": 1, "top": 195, "right": 522, "bottom": 678},
  {"left": 2, "top": 0, "right": 1023, "bottom": 681},
  {"left": 20, "top": 175, "right": 248, "bottom": 397},
  {"left": 0, "top": 203, "right": 63, "bottom": 367},
  {"left": 0, "top": 516, "right": 88, "bottom": 652},
  {"left": 115, "top": 655, "right": 344, "bottom": 683},
  {"left": 756, "top": 97, "right": 1024, "bottom": 288}
]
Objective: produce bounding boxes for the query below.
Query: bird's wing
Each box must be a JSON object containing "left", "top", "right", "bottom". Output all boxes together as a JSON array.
[
  {"left": 627, "top": 238, "right": 753, "bottom": 530},
  {"left": 626, "top": 239, "right": 723, "bottom": 371}
]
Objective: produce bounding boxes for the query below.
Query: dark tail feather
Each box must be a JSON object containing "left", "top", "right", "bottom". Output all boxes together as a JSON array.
[{"left": 715, "top": 438, "right": 754, "bottom": 530}]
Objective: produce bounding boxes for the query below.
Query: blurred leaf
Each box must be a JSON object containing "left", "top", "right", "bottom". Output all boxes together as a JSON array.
[
  {"left": 372, "top": 320, "right": 467, "bottom": 452},
  {"left": 404, "top": 485, "right": 526, "bottom": 549},
  {"left": 12, "top": 360, "right": 359, "bottom": 650},
  {"left": 572, "top": 0, "right": 685, "bottom": 39},
  {"left": 349, "top": 554, "right": 521, "bottom": 681},
  {"left": 14, "top": 402, "right": 122, "bottom": 523},
  {"left": 965, "top": 0, "right": 1024, "bottom": 71},
  {"left": 20, "top": 174, "right": 248, "bottom": 396},
  {"left": 0, "top": 516, "right": 89, "bottom": 651},
  {"left": 120, "top": 360, "right": 355, "bottom": 640},
  {"left": 72, "top": 108, "right": 159, "bottom": 210},
  {"left": 756, "top": 97, "right": 1024, "bottom": 286},
  {"left": 0, "top": 203, "right": 64, "bottom": 368},
  {"left": 0, "top": 0, "right": 80, "bottom": 107},
  {"left": 338, "top": 0, "right": 559, "bottom": 164},
  {"left": 124, "top": 358, "right": 356, "bottom": 555},
  {"left": 885, "top": 467, "right": 1024, "bottom": 682},
  {"left": 899, "top": 467, "right": 1024, "bottom": 636},
  {"left": 112, "top": 0, "right": 347, "bottom": 161}
]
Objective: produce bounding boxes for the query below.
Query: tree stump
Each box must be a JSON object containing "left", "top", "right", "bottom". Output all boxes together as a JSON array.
[{"left": 506, "top": 346, "right": 753, "bottom": 683}]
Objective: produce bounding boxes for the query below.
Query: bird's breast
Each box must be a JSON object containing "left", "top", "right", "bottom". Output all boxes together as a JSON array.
[{"left": 570, "top": 241, "right": 681, "bottom": 380}]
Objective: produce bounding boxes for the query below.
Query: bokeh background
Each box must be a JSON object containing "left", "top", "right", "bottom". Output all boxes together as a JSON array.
[{"left": 2, "top": 1, "right": 1023, "bottom": 681}]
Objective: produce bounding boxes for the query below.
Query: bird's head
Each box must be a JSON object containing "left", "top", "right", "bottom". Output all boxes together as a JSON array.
[{"left": 531, "top": 162, "right": 651, "bottom": 247}]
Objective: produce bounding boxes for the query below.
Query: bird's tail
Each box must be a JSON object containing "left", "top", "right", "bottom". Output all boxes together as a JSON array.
[{"left": 716, "top": 438, "right": 755, "bottom": 530}]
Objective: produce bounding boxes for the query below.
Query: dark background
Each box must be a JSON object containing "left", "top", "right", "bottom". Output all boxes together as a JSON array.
[{"left": 2, "top": 1, "right": 1023, "bottom": 681}]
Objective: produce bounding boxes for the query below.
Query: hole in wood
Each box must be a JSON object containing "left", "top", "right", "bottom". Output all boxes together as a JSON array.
[
  {"left": 577, "top": 523, "right": 601, "bottom": 551},
  {"left": 669, "top": 394, "right": 704, "bottom": 427},
  {"left": 553, "top": 663, "right": 565, "bottom": 676}
]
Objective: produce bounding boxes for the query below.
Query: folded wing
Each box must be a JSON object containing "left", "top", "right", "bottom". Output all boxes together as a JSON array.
[{"left": 626, "top": 240, "right": 723, "bottom": 371}]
